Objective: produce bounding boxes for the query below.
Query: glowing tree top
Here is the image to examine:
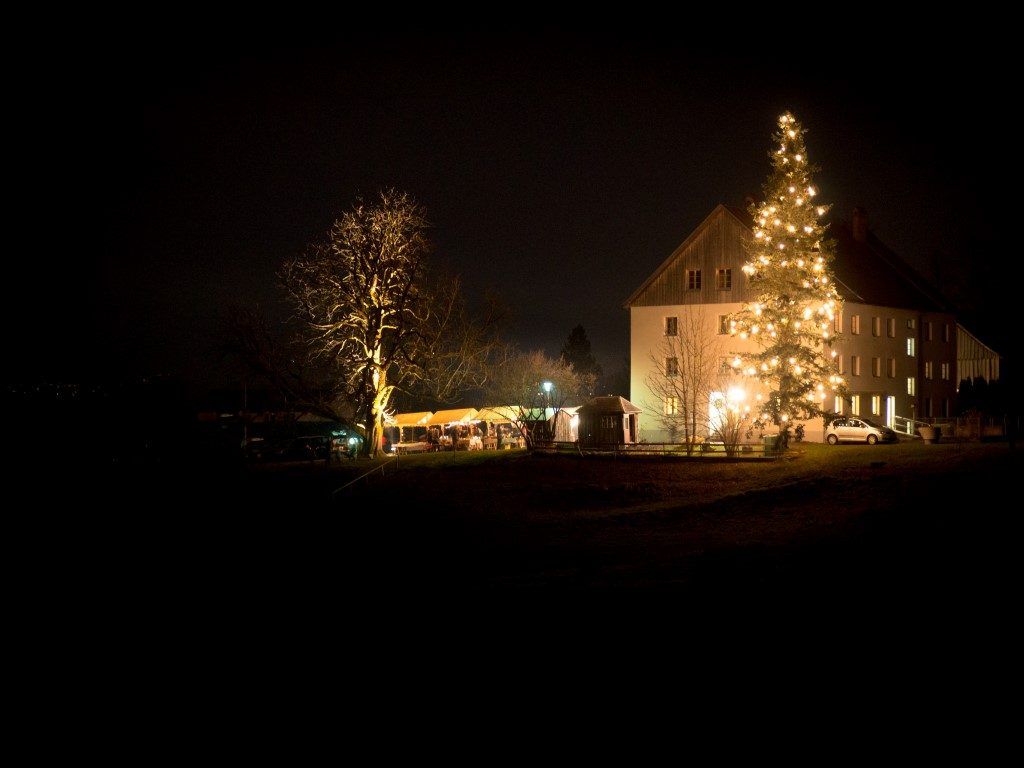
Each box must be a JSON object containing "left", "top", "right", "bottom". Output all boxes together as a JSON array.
[{"left": 728, "top": 111, "right": 845, "bottom": 426}]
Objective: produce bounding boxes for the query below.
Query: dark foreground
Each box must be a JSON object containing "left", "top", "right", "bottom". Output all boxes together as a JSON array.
[{"left": 56, "top": 443, "right": 1018, "bottom": 621}]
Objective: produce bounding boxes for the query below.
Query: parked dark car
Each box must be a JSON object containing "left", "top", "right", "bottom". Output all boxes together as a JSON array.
[{"left": 280, "top": 435, "right": 332, "bottom": 461}]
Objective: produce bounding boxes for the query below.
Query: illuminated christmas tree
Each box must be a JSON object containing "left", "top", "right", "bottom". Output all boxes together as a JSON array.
[{"left": 728, "top": 112, "right": 845, "bottom": 439}]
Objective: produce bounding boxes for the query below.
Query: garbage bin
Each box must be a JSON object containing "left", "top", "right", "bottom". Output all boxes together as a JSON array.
[{"left": 762, "top": 434, "right": 780, "bottom": 456}]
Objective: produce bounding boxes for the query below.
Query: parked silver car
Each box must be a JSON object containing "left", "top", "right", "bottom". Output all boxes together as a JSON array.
[{"left": 825, "top": 417, "right": 898, "bottom": 445}]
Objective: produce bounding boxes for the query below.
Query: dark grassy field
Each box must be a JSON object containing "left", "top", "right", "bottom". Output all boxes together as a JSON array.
[{"left": 85, "top": 441, "right": 1018, "bottom": 613}]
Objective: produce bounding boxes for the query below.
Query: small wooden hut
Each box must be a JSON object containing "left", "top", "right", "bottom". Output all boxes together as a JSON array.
[{"left": 577, "top": 396, "right": 642, "bottom": 446}]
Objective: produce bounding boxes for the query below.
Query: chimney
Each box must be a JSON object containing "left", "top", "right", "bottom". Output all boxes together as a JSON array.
[{"left": 852, "top": 207, "right": 869, "bottom": 242}]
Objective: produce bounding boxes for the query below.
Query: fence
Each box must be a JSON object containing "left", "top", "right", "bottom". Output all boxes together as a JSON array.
[
  {"left": 536, "top": 440, "right": 785, "bottom": 459},
  {"left": 332, "top": 455, "right": 398, "bottom": 497},
  {"left": 893, "top": 414, "right": 1015, "bottom": 440}
]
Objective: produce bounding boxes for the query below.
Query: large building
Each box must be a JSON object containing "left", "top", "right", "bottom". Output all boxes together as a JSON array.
[{"left": 626, "top": 205, "right": 957, "bottom": 443}]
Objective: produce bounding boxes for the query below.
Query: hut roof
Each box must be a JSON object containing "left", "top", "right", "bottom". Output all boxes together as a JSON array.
[
  {"left": 387, "top": 411, "right": 433, "bottom": 427},
  {"left": 579, "top": 396, "right": 642, "bottom": 415},
  {"left": 425, "top": 408, "right": 479, "bottom": 426}
]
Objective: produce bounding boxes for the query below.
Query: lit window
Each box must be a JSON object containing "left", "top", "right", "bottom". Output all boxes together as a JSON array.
[
  {"left": 687, "top": 270, "right": 701, "bottom": 290},
  {"left": 871, "top": 395, "right": 881, "bottom": 415},
  {"left": 851, "top": 315, "right": 860, "bottom": 335},
  {"left": 925, "top": 322, "right": 933, "bottom": 341},
  {"left": 941, "top": 362, "right": 950, "bottom": 380},
  {"left": 907, "top": 318, "right": 916, "bottom": 330},
  {"left": 888, "top": 357, "right": 896, "bottom": 378},
  {"left": 834, "top": 396, "right": 843, "bottom": 414},
  {"left": 943, "top": 324, "right": 951, "bottom": 343},
  {"left": 924, "top": 361, "right": 933, "bottom": 380},
  {"left": 907, "top": 377, "right": 916, "bottom": 396},
  {"left": 664, "top": 396, "right": 679, "bottom": 415},
  {"left": 872, "top": 317, "right": 881, "bottom": 337},
  {"left": 851, "top": 395, "right": 860, "bottom": 415},
  {"left": 907, "top": 338, "right": 916, "bottom": 357},
  {"left": 834, "top": 313, "right": 842, "bottom": 334},
  {"left": 838, "top": 355, "right": 845, "bottom": 374},
  {"left": 887, "top": 318, "right": 896, "bottom": 338},
  {"left": 719, "top": 315, "right": 729, "bottom": 335},
  {"left": 852, "top": 355, "right": 861, "bottom": 376},
  {"left": 716, "top": 268, "right": 732, "bottom": 290},
  {"left": 872, "top": 357, "right": 881, "bottom": 377},
  {"left": 665, "top": 357, "right": 679, "bottom": 377},
  {"left": 665, "top": 316, "right": 678, "bottom": 336}
]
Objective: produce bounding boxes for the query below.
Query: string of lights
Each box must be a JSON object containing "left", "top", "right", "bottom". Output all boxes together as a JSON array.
[{"left": 728, "top": 112, "right": 847, "bottom": 427}]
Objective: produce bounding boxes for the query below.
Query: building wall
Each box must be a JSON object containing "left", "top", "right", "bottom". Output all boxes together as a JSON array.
[
  {"left": 631, "top": 302, "right": 958, "bottom": 443},
  {"left": 957, "top": 325, "right": 1001, "bottom": 384}
]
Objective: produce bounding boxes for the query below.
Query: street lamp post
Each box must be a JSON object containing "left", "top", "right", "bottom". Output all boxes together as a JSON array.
[{"left": 542, "top": 381, "right": 553, "bottom": 442}]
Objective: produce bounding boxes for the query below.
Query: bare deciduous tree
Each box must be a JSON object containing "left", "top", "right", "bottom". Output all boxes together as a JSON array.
[
  {"left": 708, "top": 393, "right": 752, "bottom": 457},
  {"left": 282, "top": 190, "right": 495, "bottom": 457},
  {"left": 485, "top": 349, "right": 595, "bottom": 449},
  {"left": 643, "top": 309, "right": 724, "bottom": 454},
  {"left": 223, "top": 305, "right": 350, "bottom": 421},
  {"left": 416, "top": 276, "right": 503, "bottom": 405}
]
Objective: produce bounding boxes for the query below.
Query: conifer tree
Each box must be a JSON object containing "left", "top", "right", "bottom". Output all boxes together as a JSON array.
[{"left": 728, "top": 112, "right": 846, "bottom": 436}]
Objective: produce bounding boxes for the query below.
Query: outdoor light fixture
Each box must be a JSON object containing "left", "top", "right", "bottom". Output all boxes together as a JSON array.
[{"left": 542, "top": 381, "right": 553, "bottom": 393}]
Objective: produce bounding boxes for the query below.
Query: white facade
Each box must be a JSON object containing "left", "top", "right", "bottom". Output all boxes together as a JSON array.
[{"left": 626, "top": 205, "right": 957, "bottom": 444}]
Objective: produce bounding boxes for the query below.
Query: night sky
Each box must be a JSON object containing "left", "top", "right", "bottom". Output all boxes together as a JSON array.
[{"left": 18, "top": 35, "right": 1013, "bottom": 393}]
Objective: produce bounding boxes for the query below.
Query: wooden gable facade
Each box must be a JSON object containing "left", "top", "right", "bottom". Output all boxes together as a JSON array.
[{"left": 624, "top": 205, "right": 752, "bottom": 309}]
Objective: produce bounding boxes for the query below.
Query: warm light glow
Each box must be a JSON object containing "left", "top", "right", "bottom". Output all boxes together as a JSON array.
[{"left": 726, "top": 111, "right": 842, "bottom": 429}]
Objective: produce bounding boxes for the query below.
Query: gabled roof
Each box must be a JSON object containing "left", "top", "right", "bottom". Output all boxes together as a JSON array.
[
  {"left": 476, "top": 406, "right": 519, "bottom": 423},
  {"left": 623, "top": 204, "right": 750, "bottom": 308},
  {"left": 387, "top": 411, "right": 433, "bottom": 427},
  {"left": 425, "top": 408, "right": 479, "bottom": 425},
  {"left": 579, "top": 395, "right": 642, "bottom": 414},
  {"left": 626, "top": 203, "right": 952, "bottom": 313},
  {"left": 830, "top": 222, "right": 950, "bottom": 312},
  {"left": 519, "top": 406, "right": 581, "bottom": 421}
]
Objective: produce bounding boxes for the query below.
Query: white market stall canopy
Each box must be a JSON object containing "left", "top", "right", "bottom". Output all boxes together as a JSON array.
[
  {"left": 519, "top": 406, "right": 581, "bottom": 421},
  {"left": 475, "top": 406, "right": 521, "bottom": 424},
  {"left": 425, "top": 408, "right": 479, "bottom": 426},
  {"left": 386, "top": 411, "right": 433, "bottom": 427}
]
